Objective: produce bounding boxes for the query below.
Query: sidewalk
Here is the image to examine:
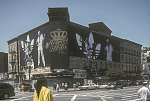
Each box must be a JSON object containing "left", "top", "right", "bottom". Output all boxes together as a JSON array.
[{"left": 15, "top": 87, "right": 80, "bottom": 93}]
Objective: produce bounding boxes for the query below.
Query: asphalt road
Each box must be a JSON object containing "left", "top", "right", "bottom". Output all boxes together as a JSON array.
[{"left": 2, "top": 85, "right": 142, "bottom": 101}]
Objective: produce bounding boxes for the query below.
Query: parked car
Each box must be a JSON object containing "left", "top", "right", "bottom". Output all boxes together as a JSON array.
[
  {"left": 118, "top": 80, "right": 130, "bottom": 87},
  {"left": 128, "top": 80, "right": 140, "bottom": 86},
  {"left": 136, "top": 80, "right": 144, "bottom": 85},
  {"left": 106, "top": 81, "right": 123, "bottom": 90},
  {"left": 78, "top": 83, "right": 99, "bottom": 90},
  {"left": 98, "top": 83, "right": 108, "bottom": 89},
  {"left": 0, "top": 83, "right": 15, "bottom": 99}
]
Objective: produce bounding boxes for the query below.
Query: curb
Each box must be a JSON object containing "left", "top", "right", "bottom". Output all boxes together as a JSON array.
[{"left": 51, "top": 88, "right": 80, "bottom": 93}]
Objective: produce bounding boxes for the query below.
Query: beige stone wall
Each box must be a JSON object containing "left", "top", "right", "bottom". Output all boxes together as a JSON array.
[
  {"left": 120, "top": 40, "right": 142, "bottom": 72},
  {"left": 8, "top": 40, "right": 18, "bottom": 73}
]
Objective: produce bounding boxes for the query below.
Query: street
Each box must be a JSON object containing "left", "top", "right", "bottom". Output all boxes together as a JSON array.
[{"left": 3, "top": 85, "right": 142, "bottom": 101}]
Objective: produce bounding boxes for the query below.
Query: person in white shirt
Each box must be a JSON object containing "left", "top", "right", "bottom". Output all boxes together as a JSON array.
[
  {"left": 138, "top": 82, "right": 150, "bottom": 101},
  {"left": 36, "top": 31, "right": 45, "bottom": 67}
]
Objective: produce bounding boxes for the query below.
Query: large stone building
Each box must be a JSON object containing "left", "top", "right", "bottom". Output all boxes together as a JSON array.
[
  {"left": 142, "top": 47, "right": 150, "bottom": 65},
  {"left": 7, "top": 8, "right": 142, "bottom": 85},
  {"left": 141, "top": 47, "right": 150, "bottom": 74},
  {"left": 0, "top": 52, "right": 8, "bottom": 79},
  {"left": 120, "top": 39, "right": 142, "bottom": 79}
]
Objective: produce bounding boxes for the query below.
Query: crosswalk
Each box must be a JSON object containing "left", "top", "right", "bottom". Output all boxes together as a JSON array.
[
  {"left": 80, "top": 87, "right": 140, "bottom": 101},
  {"left": 8, "top": 86, "right": 143, "bottom": 101},
  {"left": 53, "top": 86, "right": 142, "bottom": 101}
]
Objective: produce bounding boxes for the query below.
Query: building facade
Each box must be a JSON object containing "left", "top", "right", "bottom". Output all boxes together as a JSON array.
[
  {"left": 0, "top": 52, "right": 8, "bottom": 79},
  {"left": 142, "top": 47, "right": 150, "bottom": 65},
  {"left": 8, "top": 8, "right": 142, "bottom": 85},
  {"left": 141, "top": 47, "right": 150, "bottom": 74},
  {"left": 7, "top": 38, "right": 20, "bottom": 83},
  {"left": 120, "top": 39, "right": 142, "bottom": 79}
]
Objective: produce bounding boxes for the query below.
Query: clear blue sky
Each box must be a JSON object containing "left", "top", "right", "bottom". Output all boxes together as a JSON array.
[{"left": 0, "top": 0, "right": 150, "bottom": 52}]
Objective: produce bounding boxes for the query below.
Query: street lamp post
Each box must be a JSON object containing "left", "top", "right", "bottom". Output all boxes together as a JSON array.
[{"left": 26, "top": 57, "right": 33, "bottom": 91}]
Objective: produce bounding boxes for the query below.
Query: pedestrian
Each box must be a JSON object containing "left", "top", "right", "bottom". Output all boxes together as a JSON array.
[
  {"left": 33, "top": 76, "right": 53, "bottom": 101},
  {"left": 62, "top": 83, "right": 64, "bottom": 89},
  {"left": 56, "top": 83, "right": 59, "bottom": 92},
  {"left": 53, "top": 83, "right": 57, "bottom": 91},
  {"left": 138, "top": 82, "right": 150, "bottom": 101},
  {"left": 21, "top": 84, "right": 24, "bottom": 92},
  {"left": 64, "top": 83, "right": 68, "bottom": 92},
  {"left": 73, "top": 84, "right": 76, "bottom": 90}
]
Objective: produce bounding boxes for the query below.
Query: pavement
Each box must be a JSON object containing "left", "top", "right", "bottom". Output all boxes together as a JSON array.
[{"left": 12, "top": 86, "right": 141, "bottom": 101}]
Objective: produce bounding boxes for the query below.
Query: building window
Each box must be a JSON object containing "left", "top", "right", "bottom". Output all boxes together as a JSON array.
[
  {"left": 105, "top": 62, "right": 107, "bottom": 69},
  {"left": 132, "top": 65, "right": 134, "bottom": 72},
  {"left": 117, "top": 64, "right": 120, "bottom": 68},
  {"left": 120, "top": 55, "right": 123, "bottom": 62},
  {"left": 129, "top": 56, "right": 131, "bottom": 63},
  {"left": 134, "top": 66, "right": 137, "bottom": 72},
  {"left": 129, "top": 48, "right": 131, "bottom": 54},
  {"left": 109, "top": 63, "right": 112, "bottom": 68},
  {"left": 128, "top": 65, "right": 131, "bottom": 71},
  {"left": 122, "top": 64, "right": 124, "bottom": 70},
  {"left": 126, "top": 56, "right": 129, "bottom": 63},
  {"left": 122, "top": 47, "right": 124, "bottom": 52},
  {"left": 126, "top": 65, "right": 128, "bottom": 71},
  {"left": 125, "top": 47, "right": 127, "bottom": 52},
  {"left": 102, "top": 62, "right": 105, "bottom": 69},
  {"left": 134, "top": 50, "right": 136, "bottom": 55},
  {"left": 100, "top": 61, "right": 102, "bottom": 69},
  {"left": 131, "top": 57, "right": 133, "bottom": 63},
  {"left": 113, "top": 63, "right": 116, "bottom": 68}
]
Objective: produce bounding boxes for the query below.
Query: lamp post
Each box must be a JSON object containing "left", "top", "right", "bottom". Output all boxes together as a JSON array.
[{"left": 26, "top": 57, "right": 33, "bottom": 90}]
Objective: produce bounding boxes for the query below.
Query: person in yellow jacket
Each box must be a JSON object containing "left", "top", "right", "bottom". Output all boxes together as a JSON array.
[
  {"left": 33, "top": 76, "right": 53, "bottom": 101},
  {"left": 21, "top": 84, "right": 24, "bottom": 92}
]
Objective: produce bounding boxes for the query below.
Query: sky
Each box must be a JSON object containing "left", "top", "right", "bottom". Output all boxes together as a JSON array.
[{"left": 0, "top": 0, "right": 150, "bottom": 53}]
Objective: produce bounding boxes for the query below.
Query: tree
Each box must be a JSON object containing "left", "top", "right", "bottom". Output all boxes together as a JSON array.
[{"left": 106, "top": 67, "right": 125, "bottom": 81}]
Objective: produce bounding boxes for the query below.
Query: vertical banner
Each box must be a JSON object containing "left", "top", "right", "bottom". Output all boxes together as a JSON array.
[
  {"left": 19, "top": 24, "right": 50, "bottom": 70},
  {"left": 46, "top": 21, "right": 69, "bottom": 70}
]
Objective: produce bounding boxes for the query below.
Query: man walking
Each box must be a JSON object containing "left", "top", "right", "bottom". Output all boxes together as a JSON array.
[{"left": 138, "top": 82, "right": 150, "bottom": 101}]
